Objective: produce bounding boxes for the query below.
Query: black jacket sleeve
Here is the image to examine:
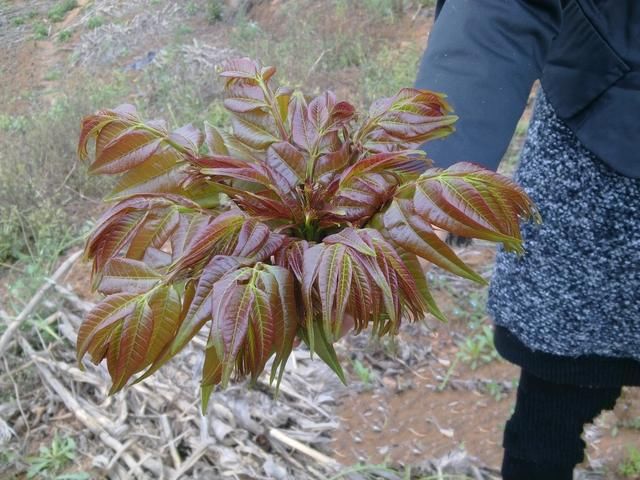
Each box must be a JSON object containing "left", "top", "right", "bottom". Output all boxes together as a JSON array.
[{"left": 415, "top": 0, "right": 567, "bottom": 171}]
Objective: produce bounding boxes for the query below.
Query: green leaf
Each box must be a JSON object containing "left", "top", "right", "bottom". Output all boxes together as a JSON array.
[
  {"left": 299, "top": 322, "right": 346, "bottom": 385},
  {"left": 204, "top": 122, "right": 229, "bottom": 155}
]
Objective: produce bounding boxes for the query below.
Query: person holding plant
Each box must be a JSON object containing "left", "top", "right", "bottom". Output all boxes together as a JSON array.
[{"left": 416, "top": 1, "right": 640, "bottom": 478}]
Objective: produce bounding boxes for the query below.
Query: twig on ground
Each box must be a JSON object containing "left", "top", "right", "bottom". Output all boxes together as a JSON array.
[
  {"left": 160, "top": 414, "right": 182, "bottom": 469},
  {"left": 0, "top": 250, "right": 82, "bottom": 357},
  {"left": 269, "top": 428, "right": 340, "bottom": 468},
  {"left": 2, "top": 356, "right": 29, "bottom": 446},
  {"left": 16, "top": 335, "right": 175, "bottom": 478},
  {"left": 169, "top": 442, "right": 212, "bottom": 480}
]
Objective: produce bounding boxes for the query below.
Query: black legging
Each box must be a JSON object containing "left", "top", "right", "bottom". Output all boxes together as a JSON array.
[{"left": 502, "top": 370, "right": 621, "bottom": 480}]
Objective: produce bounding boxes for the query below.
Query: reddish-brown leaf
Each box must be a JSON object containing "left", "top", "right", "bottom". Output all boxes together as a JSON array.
[
  {"left": 381, "top": 199, "right": 484, "bottom": 283},
  {"left": 90, "top": 130, "right": 163, "bottom": 175},
  {"left": 224, "top": 84, "right": 268, "bottom": 113},
  {"left": 231, "top": 111, "right": 280, "bottom": 150},
  {"left": 219, "top": 57, "right": 260, "bottom": 83},
  {"left": 413, "top": 162, "right": 539, "bottom": 252},
  {"left": 145, "top": 285, "right": 182, "bottom": 365},
  {"left": 76, "top": 58, "right": 539, "bottom": 401},
  {"left": 99, "top": 258, "right": 162, "bottom": 295},
  {"left": 77, "top": 293, "right": 139, "bottom": 363},
  {"left": 266, "top": 141, "right": 307, "bottom": 186},
  {"left": 107, "top": 149, "right": 187, "bottom": 200},
  {"left": 289, "top": 94, "right": 317, "bottom": 152},
  {"left": 126, "top": 208, "right": 180, "bottom": 260},
  {"left": 170, "top": 211, "right": 247, "bottom": 272},
  {"left": 168, "top": 124, "right": 203, "bottom": 154},
  {"left": 110, "top": 300, "right": 154, "bottom": 393},
  {"left": 339, "top": 151, "right": 430, "bottom": 188}
]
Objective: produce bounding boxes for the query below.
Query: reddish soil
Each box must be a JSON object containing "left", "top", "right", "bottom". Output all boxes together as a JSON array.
[
  {"left": 333, "top": 354, "right": 518, "bottom": 467},
  {"left": 332, "top": 243, "right": 640, "bottom": 477}
]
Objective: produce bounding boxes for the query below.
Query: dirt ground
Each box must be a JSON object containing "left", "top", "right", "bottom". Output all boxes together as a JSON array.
[
  {"left": 333, "top": 243, "right": 640, "bottom": 477},
  {"left": 1, "top": 1, "right": 638, "bottom": 479}
]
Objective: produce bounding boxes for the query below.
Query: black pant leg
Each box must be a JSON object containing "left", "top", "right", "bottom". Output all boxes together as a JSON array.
[{"left": 501, "top": 369, "right": 621, "bottom": 480}]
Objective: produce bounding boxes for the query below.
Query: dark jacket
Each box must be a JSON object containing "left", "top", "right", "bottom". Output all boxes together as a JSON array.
[{"left": 416, "top": 0, "right": 640, "bottom": 178}]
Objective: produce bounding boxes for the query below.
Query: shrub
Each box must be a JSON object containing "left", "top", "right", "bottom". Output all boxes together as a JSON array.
[{"left": 76, "top": 58, "right": 538, "bottom": 409}]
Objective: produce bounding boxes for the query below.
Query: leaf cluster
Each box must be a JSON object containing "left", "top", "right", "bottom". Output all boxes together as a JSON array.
[{"left": 76, "top": 57, "right": 539, "bottom": 410}]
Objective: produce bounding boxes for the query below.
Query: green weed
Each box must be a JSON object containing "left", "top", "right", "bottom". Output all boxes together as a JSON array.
[
  {"left": 44, "top": 69, "right": 62, "bottom": 81},
  {"left": 57, "top": 29, "right": 72, "bottom": 42},
  {"left": 33, "top": 22, "right": 49, "bottom": 40},
  {"left": 621, "top": 417, "right": 640, "bottom": 430},
  {"left": 0, "top": 204, "right": 83, "bottom": 309},
  {"left": 612, "top": 416, "right": 640, "bottom": 438},
  {"left": 227, "top": 1, "right": 374, "bottom": 92},
  {"left": 185, "top": 1, "right": 199, "bottom": 16},
  {"left": 86, "top": 16, "right": 104, "bottom": 30},
  {"left": 48, "top": 0, "right": 78, "bottom": 23},
  {"left": 207, "top": 0, "right": 224, "bottom": 23},
  {"left": 485, "top": 380, "right": 507, "bottom": 401},
  {"left": 457, "top": 325, "right": 498, "bottom": 370},
  {"left": 207, "top": 101, "right": 230, "bottom": 128},
  {"left": 619, "top": 446, "right": 640, "bottom": 478},
  {"left": 352, "top": 359, "right": 376, "bottom": 388},
  {"left": 26, "top": 435, "right": 83, "bottom": 479},
  {"left": 0, "top": 113, "right": 29, "bottom": 132},
  {"left": 175, "top": 24, "right": 194, "bottom": 38}
]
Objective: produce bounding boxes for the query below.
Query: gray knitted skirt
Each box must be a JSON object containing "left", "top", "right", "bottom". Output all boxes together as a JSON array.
[{"left": 487, "top": 91, "right": 640, "bottom": 367}]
